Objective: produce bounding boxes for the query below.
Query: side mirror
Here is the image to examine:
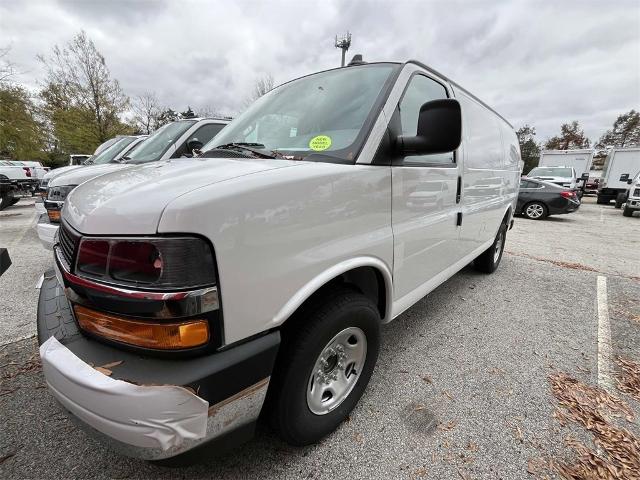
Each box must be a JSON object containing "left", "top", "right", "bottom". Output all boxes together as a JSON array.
[
  {"left": 620, "top": 173, "right": 629, "bottom": 182},
  {"left": 187, "top": 138, "right": 204, "bottom": 153},
  {"left": 0, "top": 248, "right": 11, "bottom": 277},
  {"left": 399, "top": 99, "right": 462, "bottom": 156},
  {"left": 628, "top": 179, "right": 633, "bottom": 184},
  {"left": 581, "top": 173, "right": 589, "bottom": 181}
]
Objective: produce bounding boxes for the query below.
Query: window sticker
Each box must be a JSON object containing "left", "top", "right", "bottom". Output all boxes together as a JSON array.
[{"left": 309, "top": 135, "right": 332, "bottom": 151}]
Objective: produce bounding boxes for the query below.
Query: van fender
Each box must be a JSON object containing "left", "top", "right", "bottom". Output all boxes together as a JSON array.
[{"left": 271, "top": 256, "right": 394, "bottom": 326}]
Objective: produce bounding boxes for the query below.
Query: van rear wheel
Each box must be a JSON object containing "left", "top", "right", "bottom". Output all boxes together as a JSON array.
[
  {"left": 267, "top": 288, "right": 380, "bottom": 446},
  {"left": 615, "top": 193, "right": 626, "bottom": 209},
  {"left": 473, "top": 222, "right": 507, "bottom": 274}
]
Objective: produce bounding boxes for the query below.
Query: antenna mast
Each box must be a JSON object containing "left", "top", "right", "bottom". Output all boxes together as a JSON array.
[{"left": 335, "top": 32, "right": 352, "bottom": 67}]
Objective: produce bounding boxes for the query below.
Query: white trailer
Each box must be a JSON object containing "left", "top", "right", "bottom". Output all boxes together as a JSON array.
[
  {"left": 597, "top": 147, "right": 640, "bottom": 205},
  {"left": 538, "top": 149, "right": 594, "bottom": 178}
]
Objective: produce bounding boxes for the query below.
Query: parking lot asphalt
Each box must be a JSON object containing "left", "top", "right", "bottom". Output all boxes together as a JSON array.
[{"left": 0, "top": 195, "right": 638, "bottom": 479}]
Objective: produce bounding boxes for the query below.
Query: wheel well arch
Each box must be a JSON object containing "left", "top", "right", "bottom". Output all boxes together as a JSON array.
[{"left": 274, "top": 259, "right": 393, "bottom": 329}]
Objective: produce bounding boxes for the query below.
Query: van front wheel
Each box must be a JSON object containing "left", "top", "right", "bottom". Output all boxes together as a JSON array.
[
  {"left": 473, "top": 222, "right": 507, "bottom": 274},
  {"left": 267, "top": 288, "right": 380, "bottom": 446}
]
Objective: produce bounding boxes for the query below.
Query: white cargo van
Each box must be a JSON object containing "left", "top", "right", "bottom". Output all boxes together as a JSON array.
[
  {"left": 597, "top": 147, "right": 640, "bottom": 206},
  {"left": 37, "top": 59, "right": 520, "bottom": 461}
]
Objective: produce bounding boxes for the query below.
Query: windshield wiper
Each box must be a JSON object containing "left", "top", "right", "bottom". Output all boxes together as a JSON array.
[
  {"left": 213, "top": 143, "right": 281, "bottom": 159},
  {"left": 114, "top": 156, "right": 130, "bottom": 164}
]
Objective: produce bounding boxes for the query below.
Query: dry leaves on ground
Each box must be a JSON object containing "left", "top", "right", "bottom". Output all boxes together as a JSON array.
[
  {"left": 548, "top": 372, "right": 640, "bottom": 480},
  {"left": 616, "top": 357, "right": 640, "bottom": 402}
]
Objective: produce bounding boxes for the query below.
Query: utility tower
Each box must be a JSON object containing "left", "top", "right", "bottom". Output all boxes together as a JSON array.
[{"left": 335, "top": 32, "right": 352, "bottom": 67}]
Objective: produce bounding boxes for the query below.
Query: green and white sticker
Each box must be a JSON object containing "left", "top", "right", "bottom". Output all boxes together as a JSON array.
[{"left": 309, "top": 135, "right": 332, "bottom": 151}]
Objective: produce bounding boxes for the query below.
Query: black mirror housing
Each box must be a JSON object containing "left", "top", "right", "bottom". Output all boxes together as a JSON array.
[
  {"left": 628, "top": 179, "right": 633, "bottom": 184},
  {"left": 187, "top": 139, "right": 204, "bottom": 152},
  {"left": 399, "top": 99, "right": 462, "bottom": 156},
  {"left": 581, "top": 173, "right": 590, "bottom": 180}
]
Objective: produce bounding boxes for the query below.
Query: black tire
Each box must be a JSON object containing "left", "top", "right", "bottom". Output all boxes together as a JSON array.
[
  {"left": 522, "top": 201, "right": 548, "bottom": 220},
  {"left": 9, "top": 197, "right": 19, "bottom": 206},
  {"left": 615, "top": 192, "right": 626, "bottom": 209},
  {"left": 473, "top": 221, "right": 507, "bottom": 274},
  {"left": 0, "top": 193, "right": 13, "bottom": 211},
  {"left": 596, "top": 195, "right": 609, "bottom": 205},
  {"left": 267, "top": 288, "right": 380, "bottom": 446},
  {"left": 623, "top": 206, "right": 633, "bottom": 217}
]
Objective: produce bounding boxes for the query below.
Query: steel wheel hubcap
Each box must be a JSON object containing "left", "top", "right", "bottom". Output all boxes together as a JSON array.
[
  {"left": 526, "top": 204, "right": 543, "bottom": 218},
  {"left": 306, "top": 327, "right": 367, "bottom": 415}
]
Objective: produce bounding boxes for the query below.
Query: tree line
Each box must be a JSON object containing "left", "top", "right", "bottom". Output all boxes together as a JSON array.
[
  {"left": 0, "top": 31, "right": 272, "bottom": 167},
  {"left": 517, "top": 112, "right": 640, "bottom": 174}
]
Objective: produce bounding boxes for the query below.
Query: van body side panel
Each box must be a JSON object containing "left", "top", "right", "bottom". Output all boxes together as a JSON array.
[
  {"left": 158, "top": 163, "right": 393, "bottom": 345},
  {"left": 454, "top": 88, "right": 509, "bottom": 255},
  {"left": 391, "top": 165, "right": 459, "bottom": 300}
]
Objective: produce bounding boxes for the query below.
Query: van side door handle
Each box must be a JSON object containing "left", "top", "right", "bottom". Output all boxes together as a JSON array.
[{"left": 456, "top": 175, "right": 462, "bottom": 203}]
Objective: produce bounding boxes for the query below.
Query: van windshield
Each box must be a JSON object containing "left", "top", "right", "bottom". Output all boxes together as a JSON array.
[
  {"left": 126, "top": 120, "right": 197, "bottom": 164},
  {"left": 86, "top": 137, "right": 137, "bottom": 165},
  {"left": 529, "top": 167, "right": 573, "bottom": 177},
  {"left": 202, "top": 64, "right": 397, "bottom": 163}
]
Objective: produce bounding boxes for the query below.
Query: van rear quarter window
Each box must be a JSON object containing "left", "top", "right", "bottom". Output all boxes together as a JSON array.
[{"left": 456, "top": 90, "right": 504, "bottom": 170}]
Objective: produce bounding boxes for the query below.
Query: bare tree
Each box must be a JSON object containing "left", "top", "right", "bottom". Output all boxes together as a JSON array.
[
  {"left": 132, "top": 91, "right": 162, "bottom": 134},
  {"left": 544, "top": 121, "right": 591, "bottom": 150},
  {"left": 244, "top": 74, "right": 274, "bottom": 107},
  {"left": 0, "top": 45, "right": 17, "bottom": 84},
  {"left": 596, "top": 110, "right": 640, "bottom": 149},
  {"left": 37, "top": 31, "right": 129, "bottom": 142}
]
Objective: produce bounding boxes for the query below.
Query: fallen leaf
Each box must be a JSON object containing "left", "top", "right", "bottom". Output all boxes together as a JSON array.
[
  {"left": 99, "top": 360, "right": 123, "bottom": 369},
  {"left": 94, "top": 367, "right": 112, "bottom": 376},
  {"left": 421, "top": 375, "right": 433, "bottom": 384}
]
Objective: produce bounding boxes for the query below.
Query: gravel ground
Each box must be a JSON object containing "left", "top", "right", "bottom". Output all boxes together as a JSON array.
[{"left": 0, "top": 195, "right": 638, "bottom": 479}]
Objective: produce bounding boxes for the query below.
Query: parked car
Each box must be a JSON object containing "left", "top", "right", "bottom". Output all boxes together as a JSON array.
[
  {"left": 37, "top": 59, "right": 520, "bottom": 461},
  {"left": 527, "top": 166, "right": 579, "bottom": 190},
  {"left": 517, "top": 177, "right": 580, "bottom": 219},
  {"left": 584, "top": 174, "right": 601, "bottom": 195},
  {"left": 0, "top": 160, "right": 39, "bottom": 210},
  {"left": 69, "top": 154, "right": 92, "bottom": 166},
  {"left": 622, "top": 172, "right": 640, "bottom": 217},
  {"left": 597, "top": 147, "right": 640, "bottom": 206},
  {"left": 37, "top": 120, "right": 228, "bottom": 249}
]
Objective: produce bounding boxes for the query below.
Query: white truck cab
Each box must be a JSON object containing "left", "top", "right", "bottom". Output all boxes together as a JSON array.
[
  {"left": 37, "top": 60, "right": 520, "bottom": 461},
  {"left": 528, "top": 166, "right": 578, "bottom": 190},
  {"left": 597, "top": 147, "right": 640, "bottom": 207},
  {"left": 622, "top": 171, "right": 640, "bottom": 217},
  {"left": 37, "top": 120, "right": 228, "bottom": 249}
]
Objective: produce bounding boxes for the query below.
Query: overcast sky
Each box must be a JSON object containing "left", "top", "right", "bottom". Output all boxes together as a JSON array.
[{"left": 1, "top": 0, "right": 638, "bottom": 143}]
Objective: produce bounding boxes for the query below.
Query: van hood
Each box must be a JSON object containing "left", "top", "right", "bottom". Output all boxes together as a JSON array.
[
  {"left": 49, "top": 164, "right": 128, "bottom": 188},
  {"left": 42, "top": 165, "right": 82, "bottom": 183},
  {"left": 64, "top": 158, "right": 301, "bottom": 235}
]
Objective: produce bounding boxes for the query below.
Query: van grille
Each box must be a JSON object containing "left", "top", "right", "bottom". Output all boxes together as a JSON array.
[{"left": 58, "top": 223, "right": 79, "bottom": 270}]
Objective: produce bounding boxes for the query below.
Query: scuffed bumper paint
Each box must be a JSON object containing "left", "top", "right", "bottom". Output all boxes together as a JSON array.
[{"left": 40, "top": 336, "right": 269, "bottom": 460}]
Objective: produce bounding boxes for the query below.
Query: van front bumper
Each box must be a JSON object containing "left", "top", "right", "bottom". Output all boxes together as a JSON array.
[
  {"left": 37, "top": 271, "right": 280, "bottom": 460},
  {"left": 36, "top": 213, "right": 58, "bottom": 250}
]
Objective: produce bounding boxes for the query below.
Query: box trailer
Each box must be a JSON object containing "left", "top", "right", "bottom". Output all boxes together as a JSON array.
[
  {"left": 538, "top": 149, "right": 594, "bottom": 178},
  {"left": 597, "top": 147, "right": 640, "bottom": 205}
]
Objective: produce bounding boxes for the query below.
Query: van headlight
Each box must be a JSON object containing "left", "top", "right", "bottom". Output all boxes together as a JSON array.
[
  {"left": 47, "top": 185, "right": 76, "bottom": 201},
  {"left": 75, "top": 236, "right": 217, "bottom": 290}
]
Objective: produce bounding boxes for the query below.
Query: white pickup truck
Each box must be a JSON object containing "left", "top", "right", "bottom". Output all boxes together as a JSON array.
[
  {"left": 0, "top": 160, "right": 40, "bottom": 210},
  {"left": 37, "top": 59, "right": 520, "bottom": 462}
]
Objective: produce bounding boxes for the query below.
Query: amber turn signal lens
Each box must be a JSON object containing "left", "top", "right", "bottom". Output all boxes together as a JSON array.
[
  {"left": 47, "top": 209, "right": 61, "bottom": 222},
  {"left": 74, "top": 305, "right": 209, "bottom": 350}
]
